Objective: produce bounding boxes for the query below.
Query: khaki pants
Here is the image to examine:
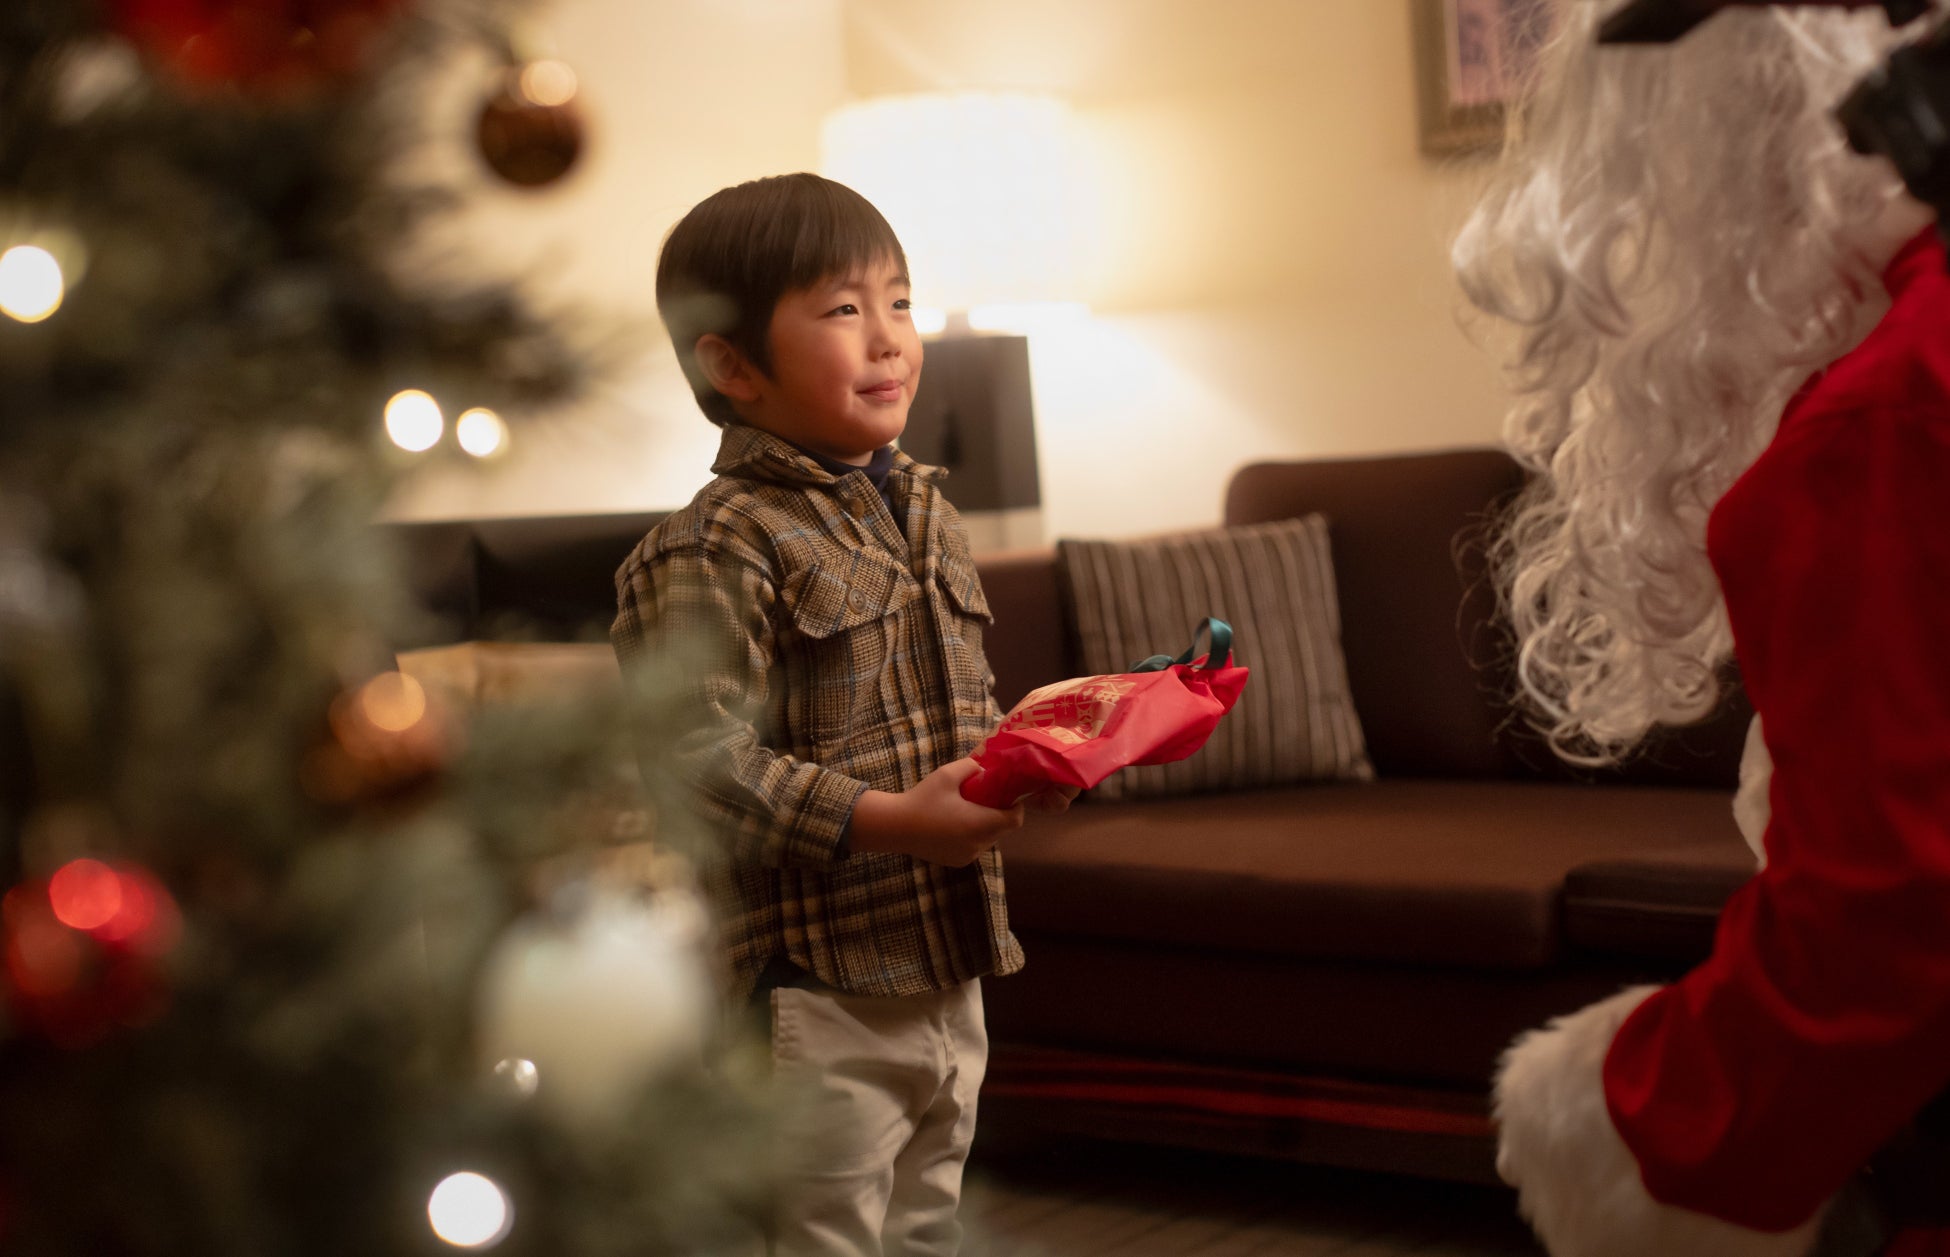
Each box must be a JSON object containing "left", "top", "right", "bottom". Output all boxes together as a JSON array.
[{"left": 766, "top": 979, "right": 987, "bottom": 1257}]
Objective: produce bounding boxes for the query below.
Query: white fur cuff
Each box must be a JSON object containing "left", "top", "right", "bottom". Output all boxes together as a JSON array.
[{"left": 1494, "top": 986, "right": 1823, "bottom": 1257}]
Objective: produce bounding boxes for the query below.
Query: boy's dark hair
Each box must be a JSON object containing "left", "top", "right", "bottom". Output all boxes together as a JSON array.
[{"left": 656, "top": 173, "right": 908, "bottom": 427}]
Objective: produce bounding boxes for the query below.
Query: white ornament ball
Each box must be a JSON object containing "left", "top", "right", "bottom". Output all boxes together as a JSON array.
[
  {"left": 489, "top": 1056, "right": 540, "bottom": 1100},
  {"left": 476, "top": 887, "right": 714, "bottom": 1124}
]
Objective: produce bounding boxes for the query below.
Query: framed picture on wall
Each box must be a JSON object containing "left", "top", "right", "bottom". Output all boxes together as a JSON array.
[{"left": 1411, "top": 0, "right": 1557, "bottom": 157}]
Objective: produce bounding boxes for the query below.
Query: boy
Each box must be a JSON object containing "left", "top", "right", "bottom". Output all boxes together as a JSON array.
[{"left": 611, "top": 173, "right": 1069, "bottom": 1257}]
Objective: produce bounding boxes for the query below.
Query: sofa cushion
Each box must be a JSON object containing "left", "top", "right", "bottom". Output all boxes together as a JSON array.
[
  {"left": 999, "top": 779, "right": 1747, "bottom": 971},
  {"left": 1223, "top": 452, "right": 1523, "bottom": 779},
  {"left": 1562, "top": 843, "right": 1755, "bottom": 962},
  {"left": 1056, "top": 517, "right": 1373, "bottom": 799}
]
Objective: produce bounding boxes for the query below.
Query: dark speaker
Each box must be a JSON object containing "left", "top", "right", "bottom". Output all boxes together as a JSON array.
[{"left": 901, "top": 334, "right": 1041, "bottom": 512}]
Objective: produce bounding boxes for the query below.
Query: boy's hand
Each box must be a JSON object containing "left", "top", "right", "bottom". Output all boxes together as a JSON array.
[
  {"left": 1023, "top": 785, "right": 1079, "bottom": 814},
  {"left": 850, "top": 758, "right": 1025, "bottom": 867}
]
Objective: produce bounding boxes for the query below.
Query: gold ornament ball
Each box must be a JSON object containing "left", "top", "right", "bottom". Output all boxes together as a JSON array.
[{"left": 476, "top": 69, "right": 585, "bottom": 189}]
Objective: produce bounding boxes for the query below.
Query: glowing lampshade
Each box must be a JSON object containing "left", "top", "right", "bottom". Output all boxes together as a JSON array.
[{"left": 821, "top": 93, "right": 1085, "bottom": 321}]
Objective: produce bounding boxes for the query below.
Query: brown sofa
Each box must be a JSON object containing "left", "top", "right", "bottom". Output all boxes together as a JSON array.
[
  {"left": 387, "top": 447, "right": 1757, "bottom": 1184},
  {"left": 972, "top": 449, "right": 1755, "bottom": 1182}
]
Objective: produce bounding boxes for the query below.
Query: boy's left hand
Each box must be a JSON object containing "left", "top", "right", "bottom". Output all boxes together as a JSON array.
[{"left": 1022, "top": 786, "right": 1079, "bottom": 815}]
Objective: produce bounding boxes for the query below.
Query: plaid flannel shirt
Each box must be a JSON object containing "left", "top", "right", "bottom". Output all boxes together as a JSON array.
[{"left": 611, "top": 424, "right": 1023, "bottom": 1002}]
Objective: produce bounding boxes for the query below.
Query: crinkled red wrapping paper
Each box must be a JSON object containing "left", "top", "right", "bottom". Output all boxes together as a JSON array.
[{"left": 961, "top": 657, "right": 1249, "bottom": 808}]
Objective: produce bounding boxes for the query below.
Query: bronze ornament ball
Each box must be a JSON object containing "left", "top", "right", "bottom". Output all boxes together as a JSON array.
[{"left": 475, "top": 62, "right": 586, "bottom": 188}]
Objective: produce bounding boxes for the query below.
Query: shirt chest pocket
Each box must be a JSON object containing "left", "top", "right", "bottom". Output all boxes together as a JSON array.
[
  {"left": 777, "top": 551, "right": 922, "bottom": 753},
  {"left": 933, "top": 552, "right": 992, "bottom": 623},
  {"left": 930, "top": 550, "right": 999, "bottom": 737}
]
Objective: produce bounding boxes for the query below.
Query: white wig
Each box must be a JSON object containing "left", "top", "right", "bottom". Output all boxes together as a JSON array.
[{"left": 1454, "top": 1, "right": 1922, "bottom": 764}]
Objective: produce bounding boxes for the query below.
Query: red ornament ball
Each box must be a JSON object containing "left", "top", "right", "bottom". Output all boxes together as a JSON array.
[
  {"left": 2, "top": 862, "right": 181, "bottom": 1049},
  {"left": 111, "top": 0, "right": 411, "bottom": 95},
  {"left": 476, "top": 61, "right": 586, "bottom": 188}
]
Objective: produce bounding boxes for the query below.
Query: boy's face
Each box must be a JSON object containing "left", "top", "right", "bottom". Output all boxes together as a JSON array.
[{"left": 723, "top": 255, "right": 922, "bottom": 465}]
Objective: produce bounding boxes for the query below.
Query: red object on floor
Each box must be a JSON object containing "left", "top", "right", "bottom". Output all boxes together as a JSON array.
[{"left": 983, "top": 1045, "right": 1494, "bottom": 1139}]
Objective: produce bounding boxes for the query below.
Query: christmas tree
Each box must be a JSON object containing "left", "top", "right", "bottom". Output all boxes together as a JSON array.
[{"left": 0, "top": 2, "right": 770, "bottom": 1252}]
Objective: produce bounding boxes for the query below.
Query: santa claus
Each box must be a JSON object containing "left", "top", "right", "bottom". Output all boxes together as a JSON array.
[{"left": 1454, "top": 3, "right": 1950, "bottom": 1255}]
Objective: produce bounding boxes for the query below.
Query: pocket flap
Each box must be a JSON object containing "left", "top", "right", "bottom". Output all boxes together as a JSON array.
[
  {"left": 936, "top": 555, "right": 992, "bottom": 621},
  {"left": 781, "top": 551, "right": 920, "bottom": 639}
]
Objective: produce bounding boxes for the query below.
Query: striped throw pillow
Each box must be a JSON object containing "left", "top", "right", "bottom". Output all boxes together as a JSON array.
[{"left": 1056, "top": 516, "right": 1372, "bottom": 798}]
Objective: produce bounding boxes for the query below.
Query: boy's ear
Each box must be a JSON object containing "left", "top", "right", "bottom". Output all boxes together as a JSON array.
[{"left": 694, "top": 334, "right": 761, "bottom": 403}]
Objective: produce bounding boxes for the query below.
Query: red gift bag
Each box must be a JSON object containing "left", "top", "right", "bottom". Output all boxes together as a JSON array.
[{"left": 961, "top": 618, "right": 1250, "bottom": 808}]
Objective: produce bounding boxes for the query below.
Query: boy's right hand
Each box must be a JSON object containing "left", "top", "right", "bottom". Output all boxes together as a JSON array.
[{"left": 849, "top": 758, "right": 1025, "bottom": 868}]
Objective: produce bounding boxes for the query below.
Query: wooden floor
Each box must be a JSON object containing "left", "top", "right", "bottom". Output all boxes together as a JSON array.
[{"left": 960, "top": 1140, "right": 1544, "bottom": 1257}]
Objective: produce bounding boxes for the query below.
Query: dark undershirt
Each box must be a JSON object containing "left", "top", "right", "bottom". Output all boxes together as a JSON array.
[{"left": 789, "top": 440, "right": 901, "bottom": 526}]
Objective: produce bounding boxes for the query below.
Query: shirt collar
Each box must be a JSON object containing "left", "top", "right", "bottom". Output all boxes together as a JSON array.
[
  {"left": 710, "top": 423, "right": 946, "bottom": 487},
  {"left": 799, "top": 440, "right": 897, "bottom": 491}
]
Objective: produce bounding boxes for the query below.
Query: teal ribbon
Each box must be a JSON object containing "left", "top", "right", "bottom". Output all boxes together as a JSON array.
[{"left": 1130, "top": 617, "right": 1233, "bottom": 673}]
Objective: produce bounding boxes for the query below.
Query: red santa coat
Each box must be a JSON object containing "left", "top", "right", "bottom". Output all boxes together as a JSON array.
[{"left": 1496, "top": 229, "right": 1950, "bottom": 1257}]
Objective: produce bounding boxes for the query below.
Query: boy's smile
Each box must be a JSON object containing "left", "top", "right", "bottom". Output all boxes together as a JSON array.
[{"left": 719, "top": 256, "right": 923, "bottom": 467}]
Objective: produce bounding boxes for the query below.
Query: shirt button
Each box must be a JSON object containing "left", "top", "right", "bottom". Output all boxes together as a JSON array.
[{"left": 849, "top": 590, "right": 868, "bottom": 611}]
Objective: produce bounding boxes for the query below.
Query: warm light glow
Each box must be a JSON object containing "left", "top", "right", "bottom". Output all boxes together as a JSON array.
[
  {"left": 0, "top": 245, "right": 65, "bottom": 323},
  {"left": 966, "top": 301, "right": 1091, "bottom": 337},
  {"left": 49, "top": 859, "right": 121, "bottom": 931},
  {"left": 428, "top": 1172, "right": 513, "bottom": 1248},
  {"left": 385, "top": 389, "right": 444, "bottom": 452},
  {"left": 518, "top": 59, "right": 578, "bottom": 107},
  {"left": 359, "top": 671, "right": 427, "bottom": 733},
  {"left": 910, "top": 307, "right": 949, "bottom": 336},
  {"left": 456, "top": 408, "right": 508, "bottom": 458},
  {"left": 823, "top": 93, "right": 1088, "bottom": 315}
]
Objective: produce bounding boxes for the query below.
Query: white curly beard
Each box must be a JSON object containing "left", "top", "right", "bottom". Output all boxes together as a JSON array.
[{"left": 1494, "top": 986, "right": 1826, "bottom": 1257}]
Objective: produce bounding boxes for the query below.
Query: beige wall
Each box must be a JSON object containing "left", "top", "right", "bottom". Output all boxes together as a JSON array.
[
  {"left": 388, "top": 0, "right": 847, "bottom": 520},
  {"left": 391, "top": 0, "right": 1515, "bottom": 536}
]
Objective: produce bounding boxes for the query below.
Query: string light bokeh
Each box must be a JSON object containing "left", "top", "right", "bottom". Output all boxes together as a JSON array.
[
  {"left": 385, "top": 389, "right": 445, "bottom": 452},
  {"left": 358, "top": 670, "right": 428, "bottom": 733},
  {"left": 426, "top": 1171, "right": 513, "bottom": 1249},
  {"left": 456, "top": 407, "right": 508, "bottom": 457},
  {"left": 0, "top": 244, "right": 65, "bottom": 323}
]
